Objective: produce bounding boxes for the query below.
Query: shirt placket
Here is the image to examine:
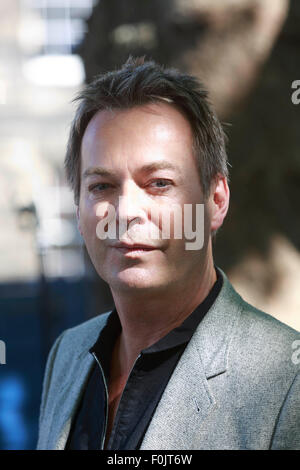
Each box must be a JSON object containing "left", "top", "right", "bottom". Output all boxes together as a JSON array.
[{"left": 106, "top": 353, "right": 143, "bottom": 450}]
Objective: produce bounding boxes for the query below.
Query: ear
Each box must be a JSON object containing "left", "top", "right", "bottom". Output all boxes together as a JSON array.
[
  {"left": 209, "top": 176, "right": 230, "bottom": 232},
  {"left": 76, "top": 206, "right": 83, "bottom": 237}
]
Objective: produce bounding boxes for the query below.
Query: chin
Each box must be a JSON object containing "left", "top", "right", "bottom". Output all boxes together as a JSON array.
[{"left": 106, "top": 267, "right": 166, "bottom": 292}]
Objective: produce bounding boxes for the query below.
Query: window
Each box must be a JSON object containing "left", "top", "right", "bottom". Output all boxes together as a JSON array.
[{"left": 21, "top": 0, "right": 97, "bottom": 55}]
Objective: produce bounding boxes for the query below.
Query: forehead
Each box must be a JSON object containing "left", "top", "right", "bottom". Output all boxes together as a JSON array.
[
  {"left": 80, "top": 102, "right": 196, "bottom": 177},
  {"left": 82, "top": 101, "right": 193, "bottom": 148}
]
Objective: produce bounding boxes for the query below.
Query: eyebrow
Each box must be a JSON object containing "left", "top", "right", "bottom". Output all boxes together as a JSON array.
[
  {"left": 82, "top": 161, "right": 181, "bottom": 179},
  {"left": 83, "top": 167, "right": 113, "bottom": 179}
]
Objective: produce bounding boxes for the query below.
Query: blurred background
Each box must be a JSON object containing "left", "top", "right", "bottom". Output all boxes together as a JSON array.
[{"left": 0, "top": 0, "right": 299, "bottom": 449}]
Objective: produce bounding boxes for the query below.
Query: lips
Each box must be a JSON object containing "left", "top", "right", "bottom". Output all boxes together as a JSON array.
[
  {"left": 113, "top": 243, "right": 157, "bottom": 250},
  {"left": 111, "top": 242, "right": 159, "bottom": 256}
]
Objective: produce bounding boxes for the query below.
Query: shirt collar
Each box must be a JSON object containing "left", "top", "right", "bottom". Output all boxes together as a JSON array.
[
  {"left": 90, "top": 267, "right": 223, "bottom": 361},
  {"left": 142, "top": 267, "right": 223, "bottom": 354}
]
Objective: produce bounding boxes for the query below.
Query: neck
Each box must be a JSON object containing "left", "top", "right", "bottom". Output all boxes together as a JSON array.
[{"left": 110, "top": 257, "right": 217, "bottom": 375}]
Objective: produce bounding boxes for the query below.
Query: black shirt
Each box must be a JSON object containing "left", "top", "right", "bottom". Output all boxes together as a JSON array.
[{"left": 66, "top": 268, "right": 223, "bottom": 450}]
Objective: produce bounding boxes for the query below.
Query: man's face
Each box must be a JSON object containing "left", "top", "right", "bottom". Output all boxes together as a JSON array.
[{"left": 78, "top": 102, "right": 212, "bottom": 295}]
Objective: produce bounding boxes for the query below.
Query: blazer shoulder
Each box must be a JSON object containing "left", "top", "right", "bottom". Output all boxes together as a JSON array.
[
  {"left": 240, "top": 298, "right": 299, "bottom": 342},
  {"left": 42, "top": 311, "right": 112, "bottom": 373},
  {"left": 59, "top": 310, "right": 112, "bottom": 355},
  {"left": 232, "top": 296, "right": 299, "bottom": 377},
  {"left": 199, "top": 268, "right": 299, "bottom": 381},
  {"left": 64, "top": 310, "right": 111, "bottom": 338},
  {"left": 219, "top": 267, "right": 299, "bottom": 339},
  {"left": 39, "top": 311, "right": 112, "bottom": 410}
]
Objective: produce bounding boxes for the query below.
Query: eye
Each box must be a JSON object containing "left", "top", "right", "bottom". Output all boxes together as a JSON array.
[
  {"left": 149, "top": 179, "right": 172, "bottom": 189},
  {"left": 89, "top": 183, "right": 112, "bottom": 192}
]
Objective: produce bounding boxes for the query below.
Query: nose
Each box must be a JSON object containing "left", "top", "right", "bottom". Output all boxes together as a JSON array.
[{"left": 115, "top": 181, "right": 147, "bottom": 232}]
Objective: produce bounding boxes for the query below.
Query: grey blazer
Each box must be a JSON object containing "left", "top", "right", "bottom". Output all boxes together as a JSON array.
[{"left": 37, "top": 269, "right": 300, "bottom": 450}]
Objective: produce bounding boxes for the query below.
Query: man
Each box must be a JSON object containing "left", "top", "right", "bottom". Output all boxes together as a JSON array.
[{"left": 37, "top": 57, "right": 299, "bottom": 450}]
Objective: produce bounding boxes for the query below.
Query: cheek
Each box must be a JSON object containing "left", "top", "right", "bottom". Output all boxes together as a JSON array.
[
  {"left": 203, "top": 205, "right": 212, "bottom": 238},
  {"left": 153, "top": 204, "right": 184, "bottom": 239},
  {"left": 79, "top": 209, "right": 98, "bottom": 242}
]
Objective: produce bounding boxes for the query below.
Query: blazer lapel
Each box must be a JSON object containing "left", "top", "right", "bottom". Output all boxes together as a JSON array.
[
  {"left": 47, "top": 352, "right": 95, "bottom": 450},
  {"left": 45, "top": 313, "right": 112, "bottom": 450},
  {"left": 140, "top": 269, "right": 243, "bottom": 450},
  {"left": 140, "top": 338, "right": 217, "bottom": 449}
]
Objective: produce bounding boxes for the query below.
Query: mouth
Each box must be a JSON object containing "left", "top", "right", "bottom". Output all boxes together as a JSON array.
[{"left": 112, "top": 243, "right": 159, "bottom": 257}]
